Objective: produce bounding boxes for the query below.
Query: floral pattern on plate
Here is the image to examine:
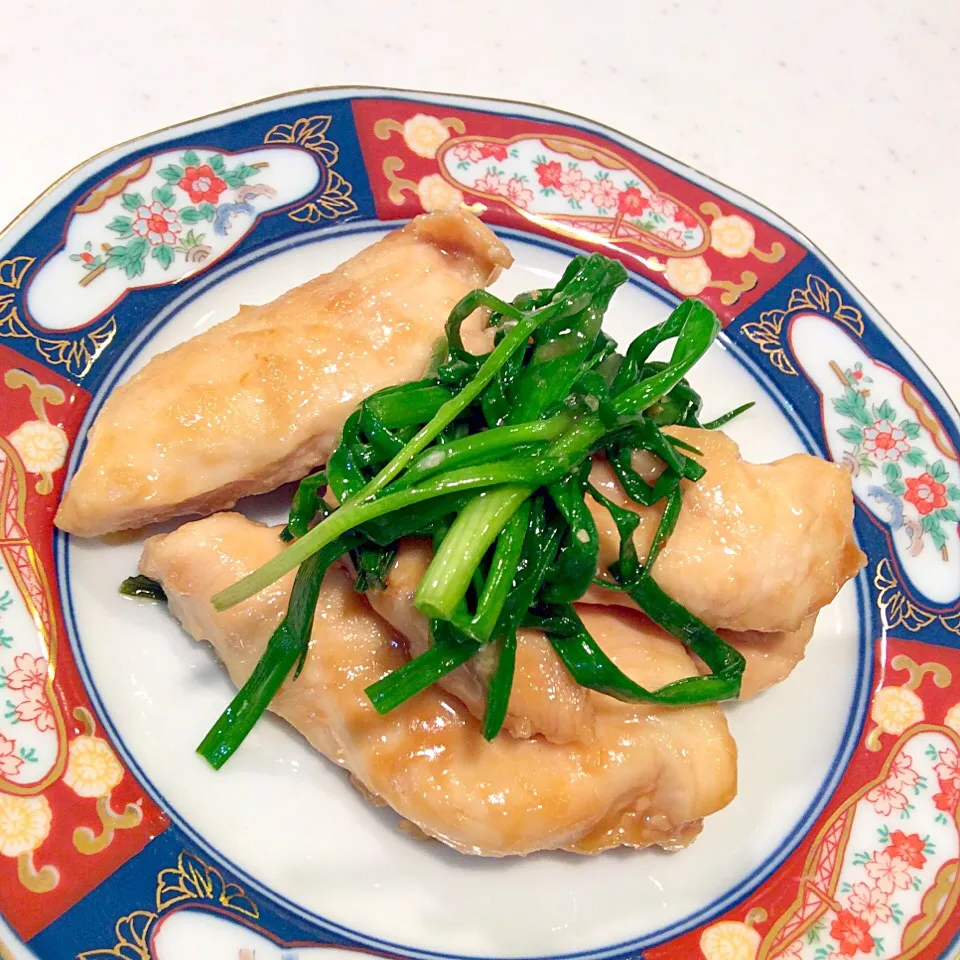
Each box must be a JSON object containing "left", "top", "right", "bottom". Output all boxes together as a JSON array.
[
  {"left": 756, "top": 728, "right": 960, "bottom": 960},
  {"left": 24, "top": 145, "right": 321, "bottom": 333},
  {"left": 788, "top": 311, "right": 960, "bottom": 608},
  {"left": 353, "top": 98, "right": 806, "bottom": 320},
  {"left": 831, "top": 365, "right": 959, "bottom": 558},
  {"left": 694, "top": 726, "right": 960, "bottom": 960},
  {"left": 0, "top": 88, "right": 958, "bottom": 960},
  {"left": 0, "top": 351, "right": 165, "bottom": 934},
  {"left": 0, "top": 440, "right": 64, "bottom": 791},
  {"left": 437, "top": 134, "right": 708, "bottom": 256}
]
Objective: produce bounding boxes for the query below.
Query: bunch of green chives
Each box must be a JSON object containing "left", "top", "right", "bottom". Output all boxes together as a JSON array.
[{"left": 178, "top": 253, "right": 751, "bottom": 768}]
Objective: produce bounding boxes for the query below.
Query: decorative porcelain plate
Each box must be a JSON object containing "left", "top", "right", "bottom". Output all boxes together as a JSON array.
[{"left": 0, "top": 87, "right": 958, "bottom": 960}]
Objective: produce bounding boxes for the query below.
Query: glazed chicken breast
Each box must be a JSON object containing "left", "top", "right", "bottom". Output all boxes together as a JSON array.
[
  {"left": 364, "top": 540, "right": 818, "bottom": 747},
  {"left": 364, "top": 538, "right": 596, "bottom": 745},
  {"left": 360, "top": 426, "right": 861, "bottom": 744},
  {"left": 583, "top": 427, "right": 865, "bottom": 634},
  {"left": 56, "top": 211, "right": 512, "bottom": 537},
  {"left": 140, "top": 512, "right": 738, "bottom": 857}
]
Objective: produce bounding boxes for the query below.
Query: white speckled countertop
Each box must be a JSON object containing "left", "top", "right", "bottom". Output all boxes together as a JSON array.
[{"left": 1, "top": 0, "right": 957, "bottom": 396}]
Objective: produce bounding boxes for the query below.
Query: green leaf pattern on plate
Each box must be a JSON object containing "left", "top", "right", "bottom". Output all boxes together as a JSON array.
[
  {"left": 82, "top": 150, "right": 271, "bottom": 282},
  {"left": 832, "top": 362, "right": 960, "bottom": 558}
]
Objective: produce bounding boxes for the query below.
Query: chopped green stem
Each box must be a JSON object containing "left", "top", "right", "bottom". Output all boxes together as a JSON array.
[
  {"left": 366, "top": 623, "right": 479, "bottom": 714},
  {"left": 494, "top": 500, "right": 563, "bottom": 636},
  {"left": 360, "top": 405, "right": 406, "bottom": 460},
  {"left": 119, "top": 574, "right": 166, "bottom": 602},
  {"left": 613, "top": 302, "right": 719, "bottom": 415},
  {"left": 347, "top": 309, "right": 545, "bottom": 498},
  {"left": 509, "top": 297, "right": 605, "bottom": 419},
  {"left": 468, "top": 501, "right": 531, "bottom": 642},
  {"left": 701, "top": 401, "right": 755, "bottom": 430},
  {"left": 541, "top": 415, "right": 607, "bottom": 467},
  {"left": 406, "top": 414, "right": 607, "bottom": 621},
  {"left": 587, "top": 483, "right": 642, "bottom": 582},
  {"left": 364, "top": 381, "right": 454, "bottom": 428},
  {"left": 643, "top": 486, "right": 682, "bottom": 575},
  {"left": 482, "top": 632, "right": 517, "bottom": 740},
  {"left": 544, "top": 604, "right": 739, "bottom": 705},
  {"left": 627, "top": 576, "right": 744, "bottom": 700},
  {"left": 613, "top": 418, "right": 689, "bottom": 477},
  {"left": 625, "top": 300, "right": 697, "bottom": 368},
  {"left": 415, "top": 485, "right": 531, "bottom": 620},
  {"left": 281, "top": 470, "right": 327, "bottom": 541},
  {"left": 395, "top": 412, "right": 573, "bottom": 489},
  {"left": 359, "top": 493, "right": 470, "bottom": 546},
  {"left": 509, "top": 264, "right": 627, "bottom": 420},
  {"left": 197, "top": 622, "right": 300, "bottom": 769},
  {"left": 445, "top": 290, "right": 523, "bottom": 363},
  {"left": 197, "top": 534, "right": 360, "bottom": 768},
  {"left": 542, "top": 472, "right": 598, "bottom": 603},
  {"left": 351, "top": 543, "right": 397, "bottom": 592},
  {"left": 212, "top": 460, "right": 565, "bottom": 610},
  {"left": 476, "top": 499, "right": 563, "bottom": 738},
  {"left": 326, "top": 409, "right": 370, "bottom": 502},
  {"left": 666, "top": 435, "right": 703, "bottom": 456}
]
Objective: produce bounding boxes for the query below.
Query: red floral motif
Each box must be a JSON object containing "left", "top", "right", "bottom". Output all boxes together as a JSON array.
[
  {"left": 178, "top": 164, "right": 227, "bottom": 205},
  {"left": 675, "top": 207, "right": 699, "bottom": 228},
  {"left": 0, "top": 733, "right": 23, "bottom": 777},
  {"left": 535, "top": 160, "right": 563, "bottom": 189},
  {"left": 504, "top": 177, "right": 534, "bottom": 209},
  {"left": 847, "top": 881, "right": 892, "bottom": 926},
  {"left": 12, "top": 684, "right": 54, "bottom": 732},
  {"left": 558, "top": 166, "right": 592, "bottom": 202},
  {"left": 863, "top": 849, "right": 913, "bottom": 895},
  {"left": 933, "top": 775, "right": 960, "bottom": 812},
  {"left": 617, "top": 186, "right": 648, "bottom": 216},
  {"left": 865, "top": 779, "right": 908, "bottom": 816},
  {"left": 904, "top": 472, "right": 948, "bottom": 516},
  {"left": 933, "top": 745, "right": 960, "bottom": 788},
  {"left": 590, "top": 178, "right": 620, "bottom": 211},
  {"left": 5, "top": 652, "right": 47, "bottom": 690},
  {"left": 132, "top": 201, "right": 181, "bottom": 246},
  {"left": 884, "top": 830, "right": 926, "bottom": 869},
  {"left": 830, "top": 909, "right": 874, "bottom": 957},
  {"left": 453, "top": 142, "right": 484, "bottom": 163},
  {"left": 473, "top": 171, "right": 506, "bottom": 195},
  {"left": 852, "top": 369, "right": 864, "bottom": 380},
  {"left": 862, "top": 420, "right": 910, "bottom": 462},
  {"left": 477, "top": 142, "right": 508, "bottom": 161},
  {"left": 647, "top": 194, "right": 679, "bottom": 219},
  {"left": 79, "top": 251, "right": 94, "bottom": 264},
  {"left": 888, "top": 751, "right": 920, "bottom": 790}
]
